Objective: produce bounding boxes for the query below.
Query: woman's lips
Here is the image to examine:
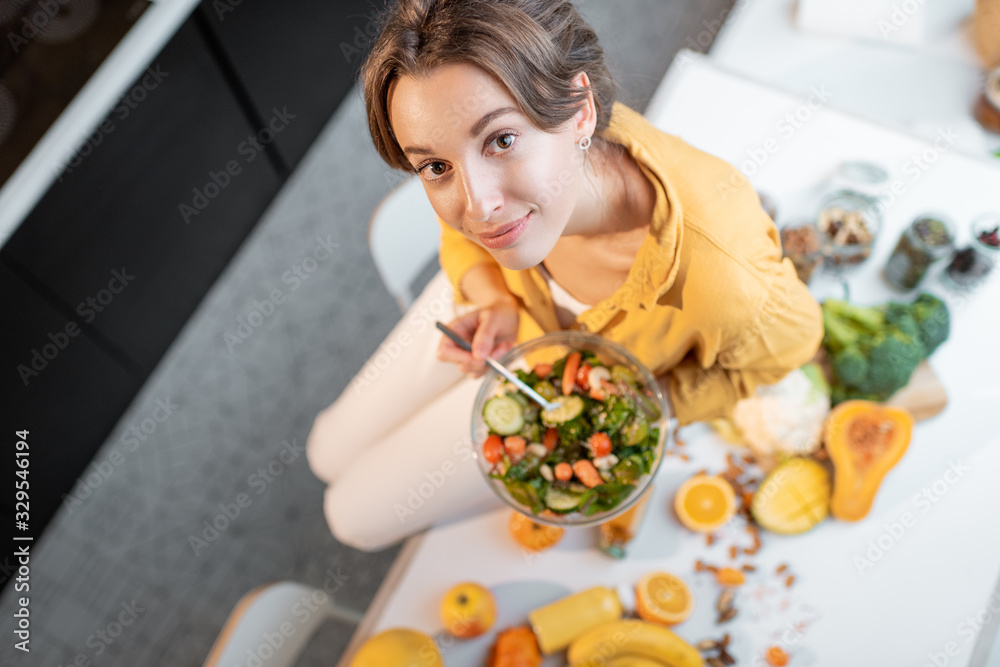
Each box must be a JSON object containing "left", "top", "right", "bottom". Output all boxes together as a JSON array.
[{"left": 478, "top": 213, "right": 530, "bottom": 249}]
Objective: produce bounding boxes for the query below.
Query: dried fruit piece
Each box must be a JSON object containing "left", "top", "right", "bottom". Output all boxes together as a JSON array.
[
  {"left": 766, "top": 645, "right": 790, "bottom": 666},
  {"left": 715, "top": 567, "right": 746, "bottom": 587}
]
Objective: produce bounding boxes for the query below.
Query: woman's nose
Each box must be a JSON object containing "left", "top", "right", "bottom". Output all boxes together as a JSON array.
[{"left": 461, "top": 168, "right": 503, "bottom": 224}]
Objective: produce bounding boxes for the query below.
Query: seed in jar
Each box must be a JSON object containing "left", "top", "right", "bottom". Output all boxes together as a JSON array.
[{"left": 539, "top": 463, "right": 554, "bottom": 482}]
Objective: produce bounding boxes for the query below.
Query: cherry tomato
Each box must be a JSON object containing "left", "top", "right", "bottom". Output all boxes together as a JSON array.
[
  {"left": 589, "top": 432, "right": 612, "bottom": 458},
  {"left": 554, "top": 462, "right": 573, "bottom": 481},
  {"left": 482, "top": 434, "right": 504, "bottom": 465}
]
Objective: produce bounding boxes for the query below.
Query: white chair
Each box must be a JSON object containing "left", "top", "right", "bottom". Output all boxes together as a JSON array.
[
  {"left": 367, "top": 175, "right": 442, "bottom": 313},
  {"left": 201, "top": 581, "right": 342, "bottom": 667}
]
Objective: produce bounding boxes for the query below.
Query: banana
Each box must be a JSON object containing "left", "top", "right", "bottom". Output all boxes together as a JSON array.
[
  {"left": 574, "top": 656, "right": 672, "bottom": 667},
  {"left": 568, "top": 620, "right": 704, "bottom": 667}
]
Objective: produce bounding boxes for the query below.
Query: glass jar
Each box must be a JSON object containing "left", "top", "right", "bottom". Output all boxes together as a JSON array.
[
  {"left": 817, "top": 190, "right": 882, "bottom": 274},
  {"left": 779, "top": 220, "right": 823, "bottom": 284},
  {"left": 942, "top": 213, "right": 1000, "bottom": 292},
  {"left": 828, "top": 161, "right": 890, "bottom": 201},
  {"left": 883, "top": 214, "right": 956, "bottom": 291}
]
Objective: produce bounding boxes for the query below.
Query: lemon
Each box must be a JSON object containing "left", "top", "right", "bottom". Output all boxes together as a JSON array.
[{"left": 348, "top": 628, "right": 443, "bottom": 667}]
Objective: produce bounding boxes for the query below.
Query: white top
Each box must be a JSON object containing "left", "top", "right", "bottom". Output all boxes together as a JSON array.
[{"left": 535, "top": 261, "right": 591, "bottom": 328}]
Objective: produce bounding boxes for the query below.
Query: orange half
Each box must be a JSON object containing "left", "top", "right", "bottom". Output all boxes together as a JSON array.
[
  {"left": 674, "top": 474, "right": 737, "bottom": 533},
  {"left": 635, "top": 571, "right": 694, "bottom": 625}
]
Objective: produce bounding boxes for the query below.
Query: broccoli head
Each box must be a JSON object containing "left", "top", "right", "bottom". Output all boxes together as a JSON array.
[
  {"left": 821, "top": 300, "right": 885, "bottom": 352},
  {"left": 832, "top": 347, "right": 869, "bottom": 388},
  {"left": 865, "top": 331, "right": 925, "bottom": 396},
  {"left": 884, "top": 302, "right": 921, "bottom": 339},
  {"left": 910, "top": 293, "right": 950, "bottom": 355}
]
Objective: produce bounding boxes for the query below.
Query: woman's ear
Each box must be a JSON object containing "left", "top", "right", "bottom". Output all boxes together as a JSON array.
[{"left": 569, "top": 70, "right": 598, "bottom": 140}]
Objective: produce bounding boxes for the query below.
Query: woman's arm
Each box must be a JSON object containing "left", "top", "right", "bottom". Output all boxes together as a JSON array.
[{"left": 459, "top": 263, "right": 519, "bottom": 308}]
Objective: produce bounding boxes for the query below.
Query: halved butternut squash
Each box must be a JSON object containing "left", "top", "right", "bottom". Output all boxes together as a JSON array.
[{"left": 825, "top": 400, "right": 913, "bottom": 521}]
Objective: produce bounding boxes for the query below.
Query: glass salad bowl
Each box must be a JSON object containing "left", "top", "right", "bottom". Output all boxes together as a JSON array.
[{"left": 471, "top": 331, "right": 672, "bottom": 528}]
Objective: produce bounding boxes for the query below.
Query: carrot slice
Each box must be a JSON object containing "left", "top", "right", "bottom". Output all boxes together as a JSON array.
[
  {"left": 543, "top": 427, "right": 559, "bottom": 453},
  {"left": 572, "top": 459, "right": 603, "bottom": 488},
  {"left": 534, "top": 363, "right": 553, "bottom": 379},
  {"left": 562, "top": 352, "right": 581, "bottom": 396},
  {"left": 504, "top": 436, "right": 526, "bottom": 462}
]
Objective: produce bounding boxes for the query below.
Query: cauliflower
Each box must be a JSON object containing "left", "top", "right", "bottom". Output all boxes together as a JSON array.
[{"left": 728, "top": 364, "right": 831, "bottom": 470}]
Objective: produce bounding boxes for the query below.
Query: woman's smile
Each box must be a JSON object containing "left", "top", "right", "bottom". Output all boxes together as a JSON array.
[{"left": 477, "top": 212, "right": 531, "bottom": 249}]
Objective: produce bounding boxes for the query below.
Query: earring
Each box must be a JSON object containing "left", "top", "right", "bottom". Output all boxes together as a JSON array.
[{"left": 578, "top": 135, "right": 591, "bottom": 151}]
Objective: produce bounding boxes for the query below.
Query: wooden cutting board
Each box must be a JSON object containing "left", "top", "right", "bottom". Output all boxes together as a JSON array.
[{"left": 813, "top": 351, "right": 948, "bottom": 422}]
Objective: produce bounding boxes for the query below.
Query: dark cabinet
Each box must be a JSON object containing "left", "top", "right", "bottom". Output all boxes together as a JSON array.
[
  {"left": 0, "top": 0, "right": 372, "bottom": 563},
  {"left": 195, "top": 0, "right": 375, "bottom": 169},
  {"left": 2, "top": 19, "right": 284, "bottom": 376},
  {"left": 0, "top": 260, "right": 141, "bottom": 528}
]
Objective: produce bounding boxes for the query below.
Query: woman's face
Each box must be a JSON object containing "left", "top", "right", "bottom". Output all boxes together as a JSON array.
[{"left": 388, "top": 63, "right": 589, "bottom": 271}]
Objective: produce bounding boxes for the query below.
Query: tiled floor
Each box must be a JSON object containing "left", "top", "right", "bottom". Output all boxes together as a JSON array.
[{"left": 0, "top": 1, "right": 736, "bottom": 664}]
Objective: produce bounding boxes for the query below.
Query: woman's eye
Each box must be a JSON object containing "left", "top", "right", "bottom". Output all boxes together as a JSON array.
[
  {"left": 490, "top": 133, "right": 516, "bottom": 152},
  {"left": 419, "top": 161, "right": 450, "bottom": 180}
]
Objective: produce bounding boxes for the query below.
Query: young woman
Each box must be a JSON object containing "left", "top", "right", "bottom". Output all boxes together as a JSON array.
[{"left": 306, "top": 0, "right": 823, "bottom": 551}]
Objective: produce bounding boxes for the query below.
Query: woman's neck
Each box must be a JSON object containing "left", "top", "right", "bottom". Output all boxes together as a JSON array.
[{"left": 564, "top": 143, "right": 655, "bottom": 241}]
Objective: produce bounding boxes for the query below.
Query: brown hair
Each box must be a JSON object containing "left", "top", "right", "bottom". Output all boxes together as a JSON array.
[{"left": 361, "top": 0, "right": 619, "bottom": 172}]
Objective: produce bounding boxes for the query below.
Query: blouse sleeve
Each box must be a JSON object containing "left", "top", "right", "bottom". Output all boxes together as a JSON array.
[
  {"left": 662, "top": 182, "right": 824, "bottom": 426},
  {"left": 664, "top": 272, "right": 823, "bottom": 425}
]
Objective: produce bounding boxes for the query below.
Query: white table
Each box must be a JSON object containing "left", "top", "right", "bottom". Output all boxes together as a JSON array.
[
  {"left": 350, "top": 54, "right": 1000, "bottom": 666},
  {"left": 701, "top": 0, "right": 1000, "bottom": 158}
]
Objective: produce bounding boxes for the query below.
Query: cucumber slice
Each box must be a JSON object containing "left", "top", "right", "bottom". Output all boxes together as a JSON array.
[
  {"left": 622, "top": 414, "right": 650, "bottom": 445},
  {"left": 483, "top": 396, "right": 524, "bottom": 436},
  {"left": 541, "top": 394, "right": 584, "bottom": 425},
  {"left": 610, "top": 365, "right": 637, "bottom": 385},
  {"left": 545, "top": 486, "right": 586, "bottom": 512},
  {"left": 533, "top": 380, "right": 558, "bottom": 402}
]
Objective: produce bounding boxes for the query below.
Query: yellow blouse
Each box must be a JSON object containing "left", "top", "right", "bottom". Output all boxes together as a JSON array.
[{"left": 437, "top": 101, "right": 824, "bottom": 425}]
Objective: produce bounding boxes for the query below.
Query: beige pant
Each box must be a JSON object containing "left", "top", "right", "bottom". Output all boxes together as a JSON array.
[{"left": 306, "top": 270, "right": 505, "bottom": 552}]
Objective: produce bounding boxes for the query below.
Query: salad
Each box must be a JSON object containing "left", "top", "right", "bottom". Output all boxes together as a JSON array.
[{"left": 480, "top": 349, "right": 662, "bottom": 517}]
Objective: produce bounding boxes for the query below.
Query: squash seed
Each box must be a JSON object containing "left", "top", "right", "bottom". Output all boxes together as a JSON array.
[
  {"left": 696, "top": 639, "right": 719, "bottom": 651},
  {"left": 716, "top": 588, "right": 734, "bottom": 612},
  {"left": 717, "top": 607, "right": 738, "bottom": 623}
]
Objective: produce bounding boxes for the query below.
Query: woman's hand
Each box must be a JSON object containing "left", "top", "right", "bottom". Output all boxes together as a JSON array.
[{"left": 437, "top": 299, "right": 520, "bottom": 379}]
